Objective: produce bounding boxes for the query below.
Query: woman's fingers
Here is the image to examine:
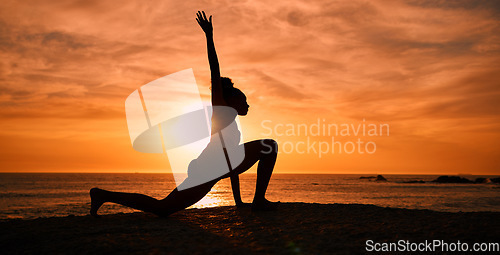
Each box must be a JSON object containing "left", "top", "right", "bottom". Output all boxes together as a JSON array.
[{"left": 196, "top": 11, "right": 212, "bottom": 27}]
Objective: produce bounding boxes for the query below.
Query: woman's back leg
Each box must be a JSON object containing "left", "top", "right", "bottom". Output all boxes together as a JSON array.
[{"left": 90, "top": 180, "right": 216, "bottom": 217}]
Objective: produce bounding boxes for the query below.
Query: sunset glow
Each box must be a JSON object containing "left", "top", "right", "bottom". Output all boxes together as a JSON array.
[{"left": 0, "top": 0, "right": 499, "bottom": 174}]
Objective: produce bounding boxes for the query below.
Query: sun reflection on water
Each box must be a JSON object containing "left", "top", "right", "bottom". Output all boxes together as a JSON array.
[{"left": 190, "top": 186, "right": 233, "bottom": 208}]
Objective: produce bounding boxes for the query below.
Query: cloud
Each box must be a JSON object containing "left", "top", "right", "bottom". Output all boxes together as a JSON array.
[
  {"left": 405, "top": 0, "right": 500, "bottom": 17},
  {"left": 244, "top": 69, "right": 310, "bottom": 100}
]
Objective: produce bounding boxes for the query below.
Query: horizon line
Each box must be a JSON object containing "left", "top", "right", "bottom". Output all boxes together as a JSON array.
[{"left": 0, "top": 171, "right": 498, "bottom": 176}]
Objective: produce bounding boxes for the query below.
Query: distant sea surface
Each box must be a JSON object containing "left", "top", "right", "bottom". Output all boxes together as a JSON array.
[{"left": 0, "top": 173, "right": 499, "bottom": 220}]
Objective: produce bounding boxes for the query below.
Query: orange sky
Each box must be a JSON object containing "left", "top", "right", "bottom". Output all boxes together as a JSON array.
[{"left": 0, "top": 0, "right": 499, "bottom": 174}]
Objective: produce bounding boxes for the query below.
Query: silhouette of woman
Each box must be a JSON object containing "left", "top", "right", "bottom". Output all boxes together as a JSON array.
[{"left": 90, "top": 11, "right": 279, "bottom": 217}]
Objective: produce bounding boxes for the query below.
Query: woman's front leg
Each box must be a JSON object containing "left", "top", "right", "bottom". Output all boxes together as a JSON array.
[
  {"left": 251, "top": 139, "right": 278, "bottom": 206},
  {"left": 225, "top": 139, "right": 279, "bottom": 209}
]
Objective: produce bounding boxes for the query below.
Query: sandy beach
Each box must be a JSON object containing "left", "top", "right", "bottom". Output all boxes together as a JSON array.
[{"left": 1, "top": 203, "right": 498, "bottom": 254}]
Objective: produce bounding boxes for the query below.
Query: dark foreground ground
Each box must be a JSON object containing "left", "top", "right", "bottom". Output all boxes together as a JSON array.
[{"left": 1, "top": 203, "right": 498, "bottom": 254}]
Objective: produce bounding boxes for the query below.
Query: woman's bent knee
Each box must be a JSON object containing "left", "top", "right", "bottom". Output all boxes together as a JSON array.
[{"left": 260, "top": 139, "right": 278, "bottom": 155}]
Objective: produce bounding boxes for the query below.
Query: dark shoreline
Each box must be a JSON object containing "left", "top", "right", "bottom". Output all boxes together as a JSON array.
[{"left": 1, "top": 203, "right": 499, "bottom": 254}]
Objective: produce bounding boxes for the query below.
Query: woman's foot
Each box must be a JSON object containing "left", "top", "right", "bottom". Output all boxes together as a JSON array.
[
  {"left": 251, "top": 198, "right": 280, "bottom": 211},
  {"left": 90, "top": 188, "right": 105, "bottom": 217},
  {"left": 236, "top": 202, "right": 251, "bottom": 208}
]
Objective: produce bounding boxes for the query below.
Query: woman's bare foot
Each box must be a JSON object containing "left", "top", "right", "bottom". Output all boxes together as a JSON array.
[
  {"left": 90, "top": 188, "right": 105, "bottom": 217},
  {"left": 252, "top": 198, "right": 280, "bottom": 211},
  {"left": 236, "top": 201, "right": 251, "bottom": 208}
]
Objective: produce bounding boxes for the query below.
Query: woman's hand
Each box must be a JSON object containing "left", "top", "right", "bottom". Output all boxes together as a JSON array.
[{"left": 196, "top": 11, "right": 213, "bottom": 37}]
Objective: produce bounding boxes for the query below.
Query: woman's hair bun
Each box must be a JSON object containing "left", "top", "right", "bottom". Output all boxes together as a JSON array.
[{"left": 221, "top": 77, "right": 234, "bottom": 89}]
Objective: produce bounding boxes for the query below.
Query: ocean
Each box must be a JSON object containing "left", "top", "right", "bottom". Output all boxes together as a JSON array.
[{"left": 0, "top": 173, "right": 499, "bottom": 220}]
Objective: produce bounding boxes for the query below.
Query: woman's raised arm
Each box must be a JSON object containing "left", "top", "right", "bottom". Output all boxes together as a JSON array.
[{"left": 196, "top": 11, "right": 224, "bottom": 106}]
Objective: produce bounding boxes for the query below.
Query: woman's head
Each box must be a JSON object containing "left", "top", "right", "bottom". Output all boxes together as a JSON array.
[{"left": 221, "top": 77, "right": 249, "bottom": 115}]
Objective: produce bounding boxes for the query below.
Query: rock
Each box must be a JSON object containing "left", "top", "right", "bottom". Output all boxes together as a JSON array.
[
  {"left": 432, "top": 176, "right": 473, "bottom": 184},
  {"left": 474, "top": 178, "right": 491, "bottom": 184},
  {"left": 360, "top": 176, "right": 376, "bottom": 179},
  {"left": 375, "top": 175, "right": 387, "bottom": 181}
]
